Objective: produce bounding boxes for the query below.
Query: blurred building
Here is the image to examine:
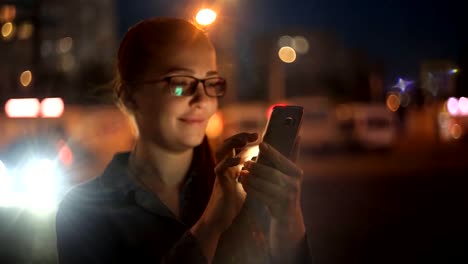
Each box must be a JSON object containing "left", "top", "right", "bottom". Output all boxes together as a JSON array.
[
  {"left": 456, "top": 45, "right": 467, "bottom": 97},
  {"left": 245, "top": 30, "right": 383, "bottom": 103},
  {"left": 420, "top": 60, "right": 458, "bottom": 99},
  {"left": 0, "top": 0, "right": 117, "bottom": 104}
]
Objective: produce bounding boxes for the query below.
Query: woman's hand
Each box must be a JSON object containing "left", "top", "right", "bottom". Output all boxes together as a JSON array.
[
  {"left": 200, "top": 132, "right": 258, "bottom": 232},
  {"left": 191, "top": 133, "right": 258, "bottom": 263},
  {"left": 240, "top": 141, "right": 307, "bottom": 263},
  {"left": 241, "top": 142, "right": 304, "bottom": 221}
]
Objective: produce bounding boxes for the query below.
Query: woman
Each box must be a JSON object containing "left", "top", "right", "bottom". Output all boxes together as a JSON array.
[{"left": 56, "top": 17, "right": 311, "bottom": 263}]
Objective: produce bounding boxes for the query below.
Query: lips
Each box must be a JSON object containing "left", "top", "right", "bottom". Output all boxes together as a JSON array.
[{"left": 179, "top": 117, "right": 206, "bottom": 124}]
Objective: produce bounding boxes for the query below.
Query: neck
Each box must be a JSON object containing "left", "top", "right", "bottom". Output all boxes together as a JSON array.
[{"left": 131, "top": 139, "right": 194, "bottom": 190}]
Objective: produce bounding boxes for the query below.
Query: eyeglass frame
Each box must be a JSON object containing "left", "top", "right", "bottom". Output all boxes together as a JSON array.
[{"left": 126, "top": 75, "right": 227, "bottom": 98}]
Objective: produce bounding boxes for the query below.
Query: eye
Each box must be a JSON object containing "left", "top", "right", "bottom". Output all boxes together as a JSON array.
[
  {"left": 205, "top": 78, "right": 224, "bottom": 88},
  {"left": 170, "top": 76, "right": 193, "bottom": 87},
  {"left": 168, "top": 76, "right": 196, "bottom": 96}
]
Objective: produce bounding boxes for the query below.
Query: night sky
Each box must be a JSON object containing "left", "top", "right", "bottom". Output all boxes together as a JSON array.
[{"left": 117, "top": 0, "right": 467, "bottom": 88}]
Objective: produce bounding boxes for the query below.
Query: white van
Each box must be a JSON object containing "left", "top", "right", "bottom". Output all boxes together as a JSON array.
[{"left": 337, "top": 103, "right": 398, "bottom": 149}]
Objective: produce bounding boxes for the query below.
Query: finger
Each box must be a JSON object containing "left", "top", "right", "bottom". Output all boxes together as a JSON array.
[
  {"left": 291, "top": 136, "right": 301, "bottom": 162},
  {"left": 238, "top": 169, "right": 249, "bottom": 183},
  {"left": 244, "top": 161, "right": 292, "bottom": 187},
  {"left": 241, "top": 174, "right": 289, "bottom": 206},
  {"left": 243, "top": 185, "right": 274, "bottom": 209},
  {"left": 216, "top": 133, "right": 258, "bottom": 162},
  {"left": 215, "top": 156, "right": 241, "bottom": 179},
  {"left": 259, "top": 142, "right": 303, "bottom": 178}
]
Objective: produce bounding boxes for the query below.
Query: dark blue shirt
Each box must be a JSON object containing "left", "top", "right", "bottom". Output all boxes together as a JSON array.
[{"left": 56, "top": 152, "right": 311, "bottom": 263}]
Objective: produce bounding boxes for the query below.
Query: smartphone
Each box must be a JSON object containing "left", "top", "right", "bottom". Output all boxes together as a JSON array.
[{"left": 256, "top": 105, "right": 303, "bottom": 167}]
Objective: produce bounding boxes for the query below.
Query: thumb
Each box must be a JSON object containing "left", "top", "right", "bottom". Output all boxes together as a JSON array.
[{"left": 214, "top": 156, "right": 241, "bottom": 184}]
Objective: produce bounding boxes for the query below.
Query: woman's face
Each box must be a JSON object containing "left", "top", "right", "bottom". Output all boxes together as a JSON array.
[{"left": 132, "top": 39, "right": 219, "bottom": 152}]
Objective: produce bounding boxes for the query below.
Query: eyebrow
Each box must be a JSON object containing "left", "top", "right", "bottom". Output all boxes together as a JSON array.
[
  {"left": 206, "top": 71, "right": 219, "bottom": 76},
  {"left": 164, "top": 67, "right": 219, "bottom": 77}
]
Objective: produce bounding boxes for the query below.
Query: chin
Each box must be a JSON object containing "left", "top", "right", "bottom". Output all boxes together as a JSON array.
[{"left": 180, "top": 134, "right": 206, "bottom": 148}]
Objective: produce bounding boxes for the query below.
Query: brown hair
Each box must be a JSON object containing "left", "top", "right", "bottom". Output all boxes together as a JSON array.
[{"left": 114, "top": 17, "right": 211, "bottom": 111}]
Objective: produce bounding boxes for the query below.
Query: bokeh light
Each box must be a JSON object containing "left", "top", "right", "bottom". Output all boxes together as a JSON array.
[
  {"left": 447, "top": 97, "right": 459, "bottom": 115},
  {"left": 449, "top": 69, "right": 459, "bottom": 74},
  {"left": 5, "top": 98, "right": 41, "bottom": 118},
  {"left": 57, "top": 37, "right": 73, "bottom": 53},
  {"left": 1, "top": 22, "right": 14, "bottom": 39},
  {"left": 41, "top": 97, "right": 65, "bottom": 118},
  {"left": 450, "top": 123, "right": 462, "bottom": 139},
  {"left": 278, "top": 35, "right": 293, "bottom": 48},
  {"left": 278, "top": 46, "right": 296, "bottom": 63},
  {"left": 399, "top": 93, "right": 411, "bottom": 107},
  {"left": 0, "top": 5, "right": 16, "bottom": 22},
  {"left": 20, "top": 70, "right": 32, "bottom": 87},
  {"left": 458, "top": 97, "right": 468, "bottom": 115},
  {"left": 206, "top": 111, "right": 223, "bottom": 139},
  {"left": 386, "top": 94, "right": 400, "bottom": 112},
  {"left": 195, "top": 9, "right": 217, "bottom": 26},
  {"left": 292, "top": 36, "right": 309, "bottom": 54},
  {"left": 58, "top": 141, "right": 73, "bottom": 166},
  {"left": 17, "top": 22, "right": 33, "bottom": 40}
]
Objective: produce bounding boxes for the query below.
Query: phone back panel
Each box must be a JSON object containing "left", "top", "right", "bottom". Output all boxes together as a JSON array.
[{"left": 261, "top": 105, "right": 303, "bottom": 159}]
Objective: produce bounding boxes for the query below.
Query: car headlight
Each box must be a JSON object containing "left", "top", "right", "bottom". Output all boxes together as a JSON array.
[
  {"left": 0, "top": 160, "right": 13, "bottom": 201},
  {"left": 0, "top": 158, "right": 61, "bottom": 215}
]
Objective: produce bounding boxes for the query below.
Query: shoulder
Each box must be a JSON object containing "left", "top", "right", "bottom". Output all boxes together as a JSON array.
[
  {"left": 58, "top": 152, "right": 132, "bottom": 215},
  {"left": 57, "top": 177, "right": 107, "bottom": 219},
  {"left": 62, "top": 177, "right": 99, "bottom": 200}
]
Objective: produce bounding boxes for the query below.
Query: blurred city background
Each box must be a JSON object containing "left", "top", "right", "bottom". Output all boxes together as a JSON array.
[{"left": 0, "top": 0, "right": 467, "bottom": 263}]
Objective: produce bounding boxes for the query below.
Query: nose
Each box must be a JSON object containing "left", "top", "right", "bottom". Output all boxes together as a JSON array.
[{"left": 189, "top": 81, "right": 212, "bottom": 108}]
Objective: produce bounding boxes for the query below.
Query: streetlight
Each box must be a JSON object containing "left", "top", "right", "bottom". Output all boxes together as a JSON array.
[
  {"left": 195, "top": 8, "right": 217, "bottom": 26},
  {"left": 278, "top": 46, "right": 297, "bottom": 63}
]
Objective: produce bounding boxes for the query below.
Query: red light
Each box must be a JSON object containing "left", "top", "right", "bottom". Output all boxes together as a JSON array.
[
  {"left": 57, "top": 141, "right": 73, "bottom": 166},
  {"left": 5, "top": 98, "right": 41, "bottom": 118},
  {"left": 267, "top": 103, "right": 287, "bottom": 118},
  {"left": 41, "top": 98, "right": 64, "bottom": 118}
]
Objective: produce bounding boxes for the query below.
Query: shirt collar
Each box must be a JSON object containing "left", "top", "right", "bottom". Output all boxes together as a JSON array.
[{"left": 99, "top": 152, "right": 196, "bottom": 221}]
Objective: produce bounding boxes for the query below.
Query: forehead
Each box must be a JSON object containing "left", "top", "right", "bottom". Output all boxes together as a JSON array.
[{"left": 145, "top": 41, "right": 217, "bottom": 78}]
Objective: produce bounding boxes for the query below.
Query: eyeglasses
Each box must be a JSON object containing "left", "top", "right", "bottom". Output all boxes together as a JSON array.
[{"left": 141, "top": 75, "right": 227, "bottom": 98}]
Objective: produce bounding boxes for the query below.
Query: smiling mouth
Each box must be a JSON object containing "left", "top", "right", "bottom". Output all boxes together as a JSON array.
[{"left": 179, "top": 118, "right": 205, "bottom": 124}]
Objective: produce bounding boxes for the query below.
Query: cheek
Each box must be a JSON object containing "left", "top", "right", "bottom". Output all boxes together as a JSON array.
[
  {"left": 207, "top": 98, "right": 219, "bottom": 117},
  {"left": 161, "top": 99, "right": 186, "bottom": 121}
]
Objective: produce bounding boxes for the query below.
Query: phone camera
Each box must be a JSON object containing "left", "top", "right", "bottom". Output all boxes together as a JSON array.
[{"left": 284, "top": 117, "right": 295, "bottom": 127}]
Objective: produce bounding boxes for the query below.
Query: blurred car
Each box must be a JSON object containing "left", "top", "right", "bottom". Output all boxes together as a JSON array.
[
  {"left": 337, "top": 103, "right": 398, "bottom": 150},
  {"left": 284, "top": 96, "right": 343, "bottom": 152},
  {"left": 0, "top": 134, "right": 90, "bottom": 215}
]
